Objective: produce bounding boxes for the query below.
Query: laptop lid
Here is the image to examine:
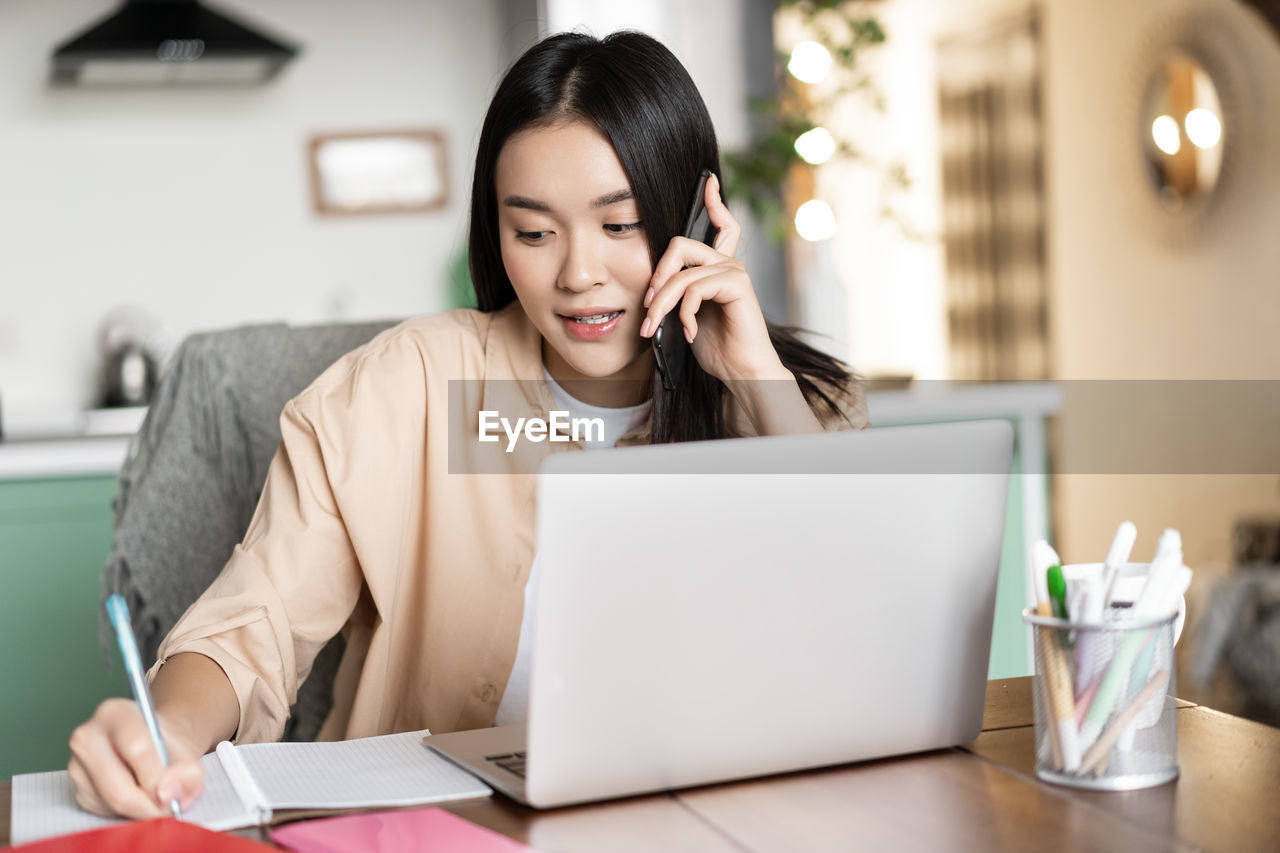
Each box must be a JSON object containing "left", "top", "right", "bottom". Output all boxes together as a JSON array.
[{"left": 522, "top": 420, "right": 1013, "bottom": 807}]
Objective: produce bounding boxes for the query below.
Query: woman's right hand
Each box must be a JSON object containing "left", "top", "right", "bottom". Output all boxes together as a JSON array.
[{"left": 68, "top": 698, "right": 205, "bottom": 818}]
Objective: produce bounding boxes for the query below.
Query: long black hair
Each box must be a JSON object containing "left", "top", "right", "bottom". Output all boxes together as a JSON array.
[{"left": 469, "top": 30, "right": 856, "bottom": 442}]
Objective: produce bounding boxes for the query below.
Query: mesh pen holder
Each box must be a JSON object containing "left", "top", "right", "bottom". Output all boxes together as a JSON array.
[{"left": 1022, "top": 607, "right": 1179, "bottom": 790}]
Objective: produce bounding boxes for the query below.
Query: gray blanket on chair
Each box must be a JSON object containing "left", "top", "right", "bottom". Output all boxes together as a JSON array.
[
  {"left": 1190, "top": 566, "right": 1280, "bottom": 726},
  {"left": 100, "top": 319, "right": 396, "bottom": 742}
]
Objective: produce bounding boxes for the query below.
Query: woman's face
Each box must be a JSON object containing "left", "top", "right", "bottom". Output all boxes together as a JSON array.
[{"left": 495, "top": 120, "right": 654, "bottom": 403}]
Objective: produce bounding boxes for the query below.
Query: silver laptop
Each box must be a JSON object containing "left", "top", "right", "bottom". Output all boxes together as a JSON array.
[{"left": 426, "top": 420, "right": 1013, "bottom": 808}]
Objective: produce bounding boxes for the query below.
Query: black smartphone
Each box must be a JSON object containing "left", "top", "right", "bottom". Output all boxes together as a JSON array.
[{"left": 653, "top": 168, "right": 718, "bottom": 392}]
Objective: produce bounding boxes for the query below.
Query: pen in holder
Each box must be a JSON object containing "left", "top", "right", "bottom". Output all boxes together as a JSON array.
[{"left": 1022, "top": 605, "right": 1179, "bottom": 790}]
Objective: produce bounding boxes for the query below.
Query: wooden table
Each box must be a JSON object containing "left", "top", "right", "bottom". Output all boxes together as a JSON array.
[{"left": 4, "top": 678, "right": 1278, "bottom": 851}]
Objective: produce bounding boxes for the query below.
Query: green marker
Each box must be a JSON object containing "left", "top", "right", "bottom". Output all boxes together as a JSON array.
[{"left": 1047, "top": 564, "right": 1068, "bottom": 620}]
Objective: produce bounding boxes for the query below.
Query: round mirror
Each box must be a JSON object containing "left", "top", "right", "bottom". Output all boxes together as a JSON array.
[{"left": 1140, "top": 54, "right": 1225, "bottom": 213}]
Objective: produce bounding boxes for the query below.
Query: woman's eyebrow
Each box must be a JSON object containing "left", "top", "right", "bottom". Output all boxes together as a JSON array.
[
  {"left": 591, "top": 189, "right": 634, "bottom": 208},
  {"left": 503, "top": 195, "right": 552, "bottom": 212},
  {"left": 501, "top": 189, "right": 634, "bottom": 212}
]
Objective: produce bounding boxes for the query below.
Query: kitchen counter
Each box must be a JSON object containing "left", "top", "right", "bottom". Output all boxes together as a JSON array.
[
  {"left": 0, "top": 435, "right": 132, "bottom": 480},
  {"left": 0, "top": 407, "right": 145, "bottom": 481},
  {"left": 864, "top": 381, "right": 1061, "bottom": 424}
]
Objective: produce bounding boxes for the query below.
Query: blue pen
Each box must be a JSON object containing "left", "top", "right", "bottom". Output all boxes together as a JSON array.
[{"left": 105, "top": 594, "right": 182, "bottom": 819}]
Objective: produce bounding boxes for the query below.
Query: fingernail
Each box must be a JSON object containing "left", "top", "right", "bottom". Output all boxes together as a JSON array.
[
  {"left": 684, "top": 325, "right": 694, "bottom": 343},
  {"left": 644, "top": 287, "right": 655, "bottom": 308},
  {"left": 641, "top": 317, "right": 652, "bottom": 337},
  {"left": 157, "top": 782, "right": 178, "bottom": 804}
]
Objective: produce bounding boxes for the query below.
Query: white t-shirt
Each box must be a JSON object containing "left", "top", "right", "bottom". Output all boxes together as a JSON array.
[{"left": 491, "top": 369, "right": 651, "bottom": 727}]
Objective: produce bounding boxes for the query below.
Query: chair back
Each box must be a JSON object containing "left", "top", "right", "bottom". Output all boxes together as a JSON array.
[{"left": 101, "top": 319, "right": 398, "bottom": 741}]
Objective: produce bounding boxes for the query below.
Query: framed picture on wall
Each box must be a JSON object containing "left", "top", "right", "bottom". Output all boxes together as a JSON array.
[{"left": 308, "top": 129, "right": 448, "bottom": 215}]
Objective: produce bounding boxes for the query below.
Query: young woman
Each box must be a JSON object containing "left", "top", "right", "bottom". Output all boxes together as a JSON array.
[{"left": 67, "top": 30, "right": 868, "bottom": 819}]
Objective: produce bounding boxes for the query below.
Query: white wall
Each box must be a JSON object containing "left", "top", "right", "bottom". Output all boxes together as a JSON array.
[{"left": 0, "top": 0, "right": 503, "bottom": 418}]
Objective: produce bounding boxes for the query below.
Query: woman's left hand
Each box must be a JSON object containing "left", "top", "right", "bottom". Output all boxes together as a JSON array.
[{"left": 640, "top": 173, "right": 789, "bottom": 383}]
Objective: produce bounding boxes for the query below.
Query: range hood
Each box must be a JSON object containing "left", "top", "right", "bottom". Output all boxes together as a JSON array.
[{"left": 51, "top": 0, "right": 299, "bottom": 86}]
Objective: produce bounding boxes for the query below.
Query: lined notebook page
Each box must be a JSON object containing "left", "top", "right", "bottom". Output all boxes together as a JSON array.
[
  {"left": 9, "top": 752, "right": 256, "bottom": 846},
  {"left": 9, "top": 730, "right": 490, "bottom": 845},
  {"left": 236, "top": 729, "right": 491, "bottom": 809}
]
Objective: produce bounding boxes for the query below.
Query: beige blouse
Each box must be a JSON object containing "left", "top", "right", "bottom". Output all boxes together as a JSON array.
[{"left": 150, "top": 301, "right": 868, "bottom": 744}]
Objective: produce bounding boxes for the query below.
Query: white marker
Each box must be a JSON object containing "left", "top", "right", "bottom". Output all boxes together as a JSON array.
[{"left": 1101, "top": 521, "right": 1137, "bottom": 608}]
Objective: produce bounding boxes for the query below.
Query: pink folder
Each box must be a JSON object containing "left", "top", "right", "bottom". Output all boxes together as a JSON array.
[{"left": 269, "top": 807, "right": 532, "bottom": 853}]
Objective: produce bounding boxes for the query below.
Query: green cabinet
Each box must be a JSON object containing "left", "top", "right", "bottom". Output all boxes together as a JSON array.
[{"left": 0, "top": 476, "right": 127, "bottom": 781}]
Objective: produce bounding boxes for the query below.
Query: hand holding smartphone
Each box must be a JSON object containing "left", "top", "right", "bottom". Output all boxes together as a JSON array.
[{"left": 653, "top": 168, "right": 718, "bottom": 392}]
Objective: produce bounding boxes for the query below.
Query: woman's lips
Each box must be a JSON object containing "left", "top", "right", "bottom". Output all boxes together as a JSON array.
[{"left": 560, "top": 309, "right": 624, "bottom": 340}]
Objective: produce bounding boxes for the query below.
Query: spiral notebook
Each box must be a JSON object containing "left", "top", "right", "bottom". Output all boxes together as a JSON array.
[{"left": 10, "top": 729, "right": 492, "bottom": 846}]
